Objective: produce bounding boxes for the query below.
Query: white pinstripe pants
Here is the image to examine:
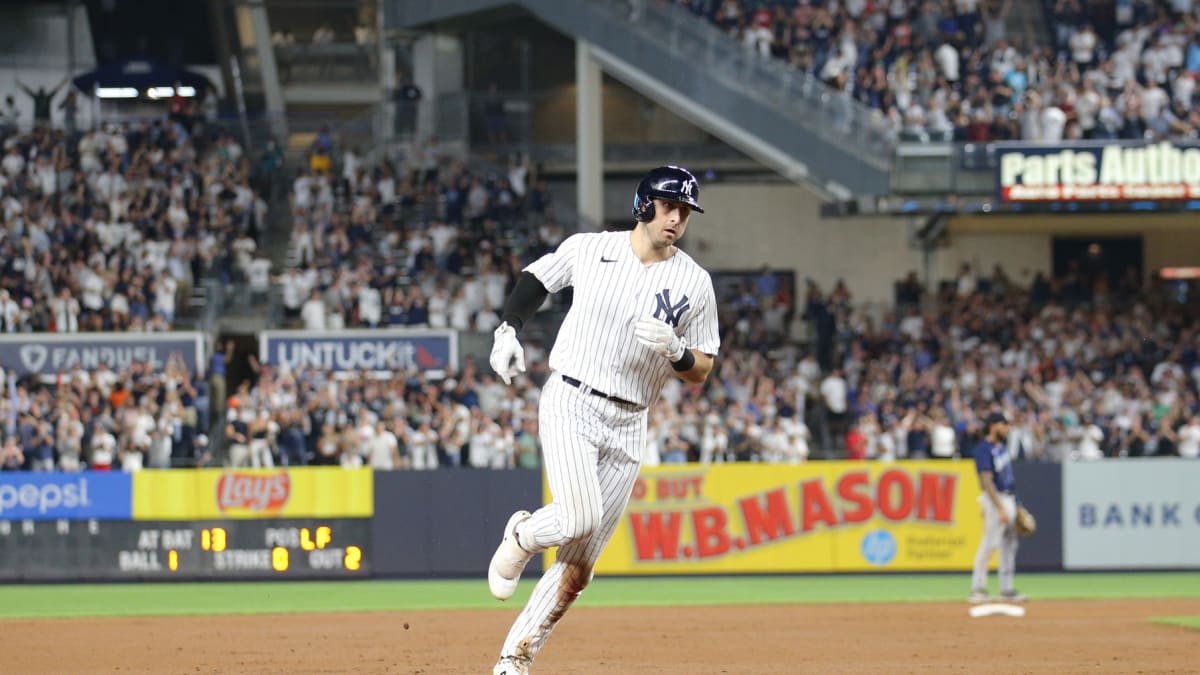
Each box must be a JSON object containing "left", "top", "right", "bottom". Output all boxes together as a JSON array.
[{"left": 500, "top": 374, "right": 645, "bottom": 662}]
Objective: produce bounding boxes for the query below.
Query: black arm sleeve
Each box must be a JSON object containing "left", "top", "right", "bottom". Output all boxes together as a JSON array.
[{"left": 500, "top": 271, "right": 550, "bottom": 332}]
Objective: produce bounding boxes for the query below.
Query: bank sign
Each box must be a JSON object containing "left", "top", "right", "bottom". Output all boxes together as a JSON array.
[
  {"left": 0, "top": 332, "right": 206, "bottom": 378},
  {"left": 258, "top": 329, "right": 456, "bottom": 375},
  {"left": 996, "top": 141, "right": 1200, "bottom": 202},
  {"left": 1063, "top": 460, "right": 1200, "bottom": 569}
]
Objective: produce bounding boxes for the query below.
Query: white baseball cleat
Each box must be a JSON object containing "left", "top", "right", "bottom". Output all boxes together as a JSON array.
[
  {"left": 968, "top": 588, "right": 990, "bottom": 604},
  {"left": 488, "top": 510, "right": 534, "bottom": 601},
  {"left": 493, "top": 656, "right": 531, "bottom": 675}
]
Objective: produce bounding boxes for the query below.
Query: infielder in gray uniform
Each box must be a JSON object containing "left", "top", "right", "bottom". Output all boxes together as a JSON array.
[{"left": 487, "top": 166, "right": 721, "bottom": 675}]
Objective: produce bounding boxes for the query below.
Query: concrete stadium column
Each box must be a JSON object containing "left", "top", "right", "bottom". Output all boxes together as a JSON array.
[
  {"left": 576, "top": 40, "right": 603, "bottom": 230},
  {"left": 413, "top": 34, "right": 464, "bottom": 143},
  {"left": 246, "top": 0, "right": 287, "bottom": 140}
]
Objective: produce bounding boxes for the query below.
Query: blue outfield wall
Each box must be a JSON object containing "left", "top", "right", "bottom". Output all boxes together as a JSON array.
[
  {"left": 1013, "top": 462, "right": 1063, "bottom": 571},
  {"left": 372, "top": 469, "right": 543, "bottom": 578}
]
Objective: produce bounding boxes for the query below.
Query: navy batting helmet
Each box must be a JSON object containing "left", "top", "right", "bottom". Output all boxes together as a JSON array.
[{"left": 632, "top": 165, "right": 704, "bottom": 223}]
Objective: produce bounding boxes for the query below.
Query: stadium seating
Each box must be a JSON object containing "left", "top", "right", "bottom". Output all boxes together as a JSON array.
[{"left": 685, "top": 0, "right": 1200, "bottom": 142}]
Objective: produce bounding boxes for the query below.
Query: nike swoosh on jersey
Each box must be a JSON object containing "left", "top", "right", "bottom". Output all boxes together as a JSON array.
[{"left": 600, "top": 257, "right": 617, "bottom": 263}]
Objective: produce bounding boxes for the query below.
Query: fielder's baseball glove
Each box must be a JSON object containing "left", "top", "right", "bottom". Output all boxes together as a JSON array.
[{"left": 1015, "top": 505, "right": 1037, "bottom": 537}]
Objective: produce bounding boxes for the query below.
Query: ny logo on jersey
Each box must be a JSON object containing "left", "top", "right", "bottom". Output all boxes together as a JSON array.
[{"left": 652, "top": 289, "right": 690, "bottom": 327}]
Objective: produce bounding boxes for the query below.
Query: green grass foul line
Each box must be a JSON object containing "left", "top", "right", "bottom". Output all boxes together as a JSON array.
[{"left": 1, "top": 573, "right": 1199, "bottom": 620}]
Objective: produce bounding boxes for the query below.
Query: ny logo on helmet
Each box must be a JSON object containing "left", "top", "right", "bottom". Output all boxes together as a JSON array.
[
  {"left": 653, "top": 289, "right": 690, "bottom": 328},
  {"left": 678, "top": 180, "right": 694, "bottom": 199}
]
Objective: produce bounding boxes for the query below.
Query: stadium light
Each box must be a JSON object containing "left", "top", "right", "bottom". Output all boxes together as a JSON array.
[
  {"left": 176, "top": 86, "right": 197, "bottom": 97},
  {"left": 147, "top": 86, "right": 175, "bottom": 99},
  {"left": 97, "top": 87, "right": 139, "bottom": 99}
]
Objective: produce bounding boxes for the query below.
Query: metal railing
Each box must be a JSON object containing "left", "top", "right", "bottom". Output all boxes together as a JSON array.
[
  {"left": 587, "top": 0, "right": 896, "bottom": 166},
  {"left": 273, "top": 42, "right": 378, "bottom": 84}
]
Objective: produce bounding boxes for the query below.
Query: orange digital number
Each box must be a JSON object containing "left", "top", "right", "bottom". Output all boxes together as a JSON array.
[
  {"left": 271, "top": 546, "right": 289, "bottom": 572},
  {"left": 344, "top": 546, "right": 362, "bottom": 571},
  {"left": 302, "top": 526, "right": 334, "bottom": 550},
  {"left": 203, "top": 528, "right": 227, "bottom": 552}
]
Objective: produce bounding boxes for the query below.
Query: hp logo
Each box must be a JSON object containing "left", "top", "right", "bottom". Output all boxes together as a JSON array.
[{"left": 861, "top": 530, "right": 897, "bottom": 566}]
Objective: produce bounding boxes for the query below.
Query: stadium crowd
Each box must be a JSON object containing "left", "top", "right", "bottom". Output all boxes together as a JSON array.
[
  {"left": 5, "top": 110, "right": 1200, "bottom": 470},
  {"left": 0, "top": 102, "right": 267, "bottom": 334},
  {"left": 684, "top": 0, "right": 1200, "bottom": 142}
]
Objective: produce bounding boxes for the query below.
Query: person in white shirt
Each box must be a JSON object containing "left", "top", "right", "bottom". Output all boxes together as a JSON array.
[
  {"left": 153, "top": 274, "right": 178, "bottom": 323},
  {"left": 1175, "top": 414, "right": 1200, "bottom": 459},
  {"left": 930, "top": 409, "right": 958, "bottom": 458},
  {"left": 1139, "top": 81, "right": 1170, "bottom": 121},
  {"left": 409, "top": 419, "right": 438, "bottom": 470},
  {"left": 90, "top": 428, "right": 117, "bottom": 470},
  {"left": 1069, "top": 25, "right": 1096, "bottom": 65},
  {"left": 427, "top": 285, "right": 450, "bottom": 328},
  {"left": 368, "top": 420, "right": 401, "bottom": 470},
  {"left": 469, "top": 411, "right": 501, "bottom": 469},
  {"left": 357, "top": 282, "right": 382, "bottom": 327},
  {"left": 448, "top": 286, "right": 473, "bottom": 331},
  {"left": 474, "top": 302, "right": 501, "bottom": 333},
  {"left": 820, "top": 369, "right": 849, "bottom": 416},
  {"left": 278, "top": 267, "right": 309, "bottom": 320},
  {"left": 783, "top": 413, "right": 811, "bottom": 462},
  {"left": 301, "top": 289, "right": 327, "bottom": 330},
  {"left": 699, "top": 412, "right": 729, "bottom": 464},
  {"left": 246, "top": 257, "right": 272, "bottom": 303},
  {"left": 49, "top": 288, "right": 80, "bottom": 333},
  {"left": 1073, "top": 418, "right": 1105, "bottom": 460}
]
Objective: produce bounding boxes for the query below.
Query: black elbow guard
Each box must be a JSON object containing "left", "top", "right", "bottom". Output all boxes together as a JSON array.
[{"left": 500, "top": 272, "right": 550, "bottom": 331}]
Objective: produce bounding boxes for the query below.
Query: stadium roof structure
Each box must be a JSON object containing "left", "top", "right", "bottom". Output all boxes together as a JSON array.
[{"left": 72, "top": 59, "right": 213, "bottom": 96}]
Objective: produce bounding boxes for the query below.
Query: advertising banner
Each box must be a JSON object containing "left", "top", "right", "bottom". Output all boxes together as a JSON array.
[
  {"left": 132, "top": 468, "right": 373, "bottom": 520},
  {"left": 549, "top": 462, "right": 985, "bottom": 574},
  {"left": 0, "top": 332, "right": 205, "bottom": 378},
  {"left": 0, "top": 518, "right": 370, "bottom": 581},
  {"left": 0, "top": 472, "right": 132, "bottom": 520},
  {"left": 1063, "top": 460, "right": 1200, "bottom": 570},
  {"left": 258, "top": 329, "right": 456, "bottom": 375},
  {"left": 996, "top": 141, "right": 1200, "bottom": 202}
]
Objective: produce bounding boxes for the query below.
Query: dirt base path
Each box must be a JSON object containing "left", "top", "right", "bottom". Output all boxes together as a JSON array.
[{"left": 5, "top": 598, "right": 1198, "bottom": 674}]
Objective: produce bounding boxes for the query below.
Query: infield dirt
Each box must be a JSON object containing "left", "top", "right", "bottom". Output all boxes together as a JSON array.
[{"left": 5, "top": 598, "right": 1198, "bottom": 673}]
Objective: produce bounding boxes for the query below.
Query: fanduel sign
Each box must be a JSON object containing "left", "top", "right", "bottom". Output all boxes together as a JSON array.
[
  {"left": 0, "top": 333, "right": 205, "bottom": 377},
  {"left": 996, "top": 141, "right": 1200, "bottom": 202},
  {"left": 1063, "top": 459, "right": 1200, "bottom": 569},
  {"left": 259, "top": 329, "right": 456, "bottom": 374}
]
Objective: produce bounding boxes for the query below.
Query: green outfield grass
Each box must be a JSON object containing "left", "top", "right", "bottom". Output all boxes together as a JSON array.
[
  {"left": 1150, "top": 616, "right": 1200, "bottom": 631},
  {"left": 0, "top": 573, "right": 1198, "bottom": 620}
]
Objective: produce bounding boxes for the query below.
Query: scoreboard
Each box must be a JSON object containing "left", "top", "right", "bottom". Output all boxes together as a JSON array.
[{"left": 0, "top": 518, "right": 370, "bottom": 581}]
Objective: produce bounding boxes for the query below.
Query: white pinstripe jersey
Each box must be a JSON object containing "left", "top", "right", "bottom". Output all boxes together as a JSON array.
[{"left": 525, "top": 230, "right": 720, "bottom": 408}]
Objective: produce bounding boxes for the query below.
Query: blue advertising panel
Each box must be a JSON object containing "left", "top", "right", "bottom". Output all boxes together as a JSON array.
[
  {"left": 0, "top": 472, "right": 133, "bottom": 520},
  {"left": 259, "top": 329, "right": 457, "bottom": 374},
  {"left": 0, "top": 332, "right": 206, "bottom": 378},
  {"left": 995, "top": 141, "right": 1200, "bottom": 202}
]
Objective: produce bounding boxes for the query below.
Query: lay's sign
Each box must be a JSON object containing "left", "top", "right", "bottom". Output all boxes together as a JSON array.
[
  {"left": 216, "top": 472, "right": 292, "bottom": 514},
  {"left": 133, "top": 468, "right": 372, "bottom": 520},
  {"left": 997, "top": 141, "right": 1200, "bottom": 202}
]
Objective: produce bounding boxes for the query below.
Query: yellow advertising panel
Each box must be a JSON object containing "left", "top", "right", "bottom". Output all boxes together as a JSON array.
[
  {"left": 547, "top": 461, "right": 985, "bottom": 574},
  {"left": 133, "top": 467, "right": 373, "bottom": 520}
]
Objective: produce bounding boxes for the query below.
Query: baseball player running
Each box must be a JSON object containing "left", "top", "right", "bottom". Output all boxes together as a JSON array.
[
  {"left": 487, "top": 166, "right": 720, "bottom": 675},
  {"left": 969, "top": 412, "right": 1028, "bottom": 603}
]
